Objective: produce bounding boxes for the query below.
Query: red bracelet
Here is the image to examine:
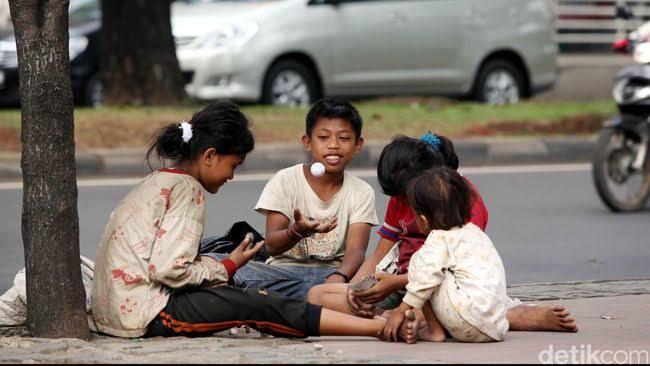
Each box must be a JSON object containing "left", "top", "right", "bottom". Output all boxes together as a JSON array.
[
  {"left": 286, "top": 227, "right": 298, "bottom": 240},
  {"left": 289, "top": 223, "right": 305, "bottom": 240},
  {"left": 286, "top": 225, "right": 301, "bottom": 240}
]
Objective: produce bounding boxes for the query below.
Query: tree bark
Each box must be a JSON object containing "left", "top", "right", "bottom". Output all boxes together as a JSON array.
[
  {"left": 9, "top": 0, "right": 89, "bottom": 339},
  {"left": 100, "top": 0, "right": 186, "bottom": 105}
]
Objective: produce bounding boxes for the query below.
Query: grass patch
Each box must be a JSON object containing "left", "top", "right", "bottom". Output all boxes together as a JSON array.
[{"left": 0, "top": 97, "right": 617, "bottom": 152}]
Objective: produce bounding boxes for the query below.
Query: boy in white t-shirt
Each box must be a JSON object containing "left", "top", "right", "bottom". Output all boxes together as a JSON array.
[{"left": 205, "top": 99, "right": 378, "bottom": 299}]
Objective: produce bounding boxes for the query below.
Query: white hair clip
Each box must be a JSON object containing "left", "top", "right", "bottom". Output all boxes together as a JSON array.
[{"left": 178, "top": 121, "right": 193, "bottom": 143}]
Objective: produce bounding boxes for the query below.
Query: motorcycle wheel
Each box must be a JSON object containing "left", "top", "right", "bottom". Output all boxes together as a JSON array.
[{"left": 592, "top": 128, "right": 650, "bottom": 212}]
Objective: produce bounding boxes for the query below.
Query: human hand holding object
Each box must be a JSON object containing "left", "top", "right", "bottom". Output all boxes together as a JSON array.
[
  {"left": 228, "top": 237, "right": 265, "bottom": 268},
  {"left": 352, "top": 272, "right": 399, "bottom": 304}
]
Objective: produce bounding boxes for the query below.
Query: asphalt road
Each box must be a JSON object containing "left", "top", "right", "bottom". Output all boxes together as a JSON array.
[{"left": 1, "top": 163, "right": 649, "bottom": 293}]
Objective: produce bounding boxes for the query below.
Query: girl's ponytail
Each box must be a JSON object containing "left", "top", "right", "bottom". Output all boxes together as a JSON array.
[
  {"left": 146, "top": 100, "right": 254, "bottom": 171},
  {"left": 146, "top": 121, "right": 193, "bottom": 170}
]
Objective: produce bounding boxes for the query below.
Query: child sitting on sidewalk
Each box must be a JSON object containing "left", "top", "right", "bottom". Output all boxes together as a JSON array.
[
  {"left": 308, "top": 133, "right": 578, "bottom": 333},
  {"left": 382, "top": 167, "right": 508, "bottom": 343},
  {"left": 90, "top": 101, "right": 400, "bottom": 341},
  {"left": 204, "top": 98, "right": 378, "bottom": 300},
  {"left": 308, "top": 134, "right": 487, "bottom": 314}
]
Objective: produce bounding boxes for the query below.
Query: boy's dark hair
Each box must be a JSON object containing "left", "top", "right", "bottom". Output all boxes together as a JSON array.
[
  {"left": 377, "top": 135, "right": 445, "bottom": 197},
  {"left": 406, "top": 167, "right": 475, "bottom": 231},
  {"left": 305, "top": 98, "right": 363, "bottom": 138},
  {"left": 146, "top": 100, "right": 254, "bottom": 169}
]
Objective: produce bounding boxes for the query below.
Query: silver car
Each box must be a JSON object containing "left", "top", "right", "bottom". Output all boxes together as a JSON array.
[{"left": 174, "top": 0, "right": 558, "bottom": 106}]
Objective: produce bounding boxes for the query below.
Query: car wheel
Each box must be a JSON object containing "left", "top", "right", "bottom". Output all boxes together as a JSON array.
[
  {"left": 85, "top": 75, "right": 102, "bottom": 108},
  {"left": 262, "top": 60, "right": 320, "bottom": 107},
  {"left": 473, "top": 60, "right": 524, "bottom": 105}
]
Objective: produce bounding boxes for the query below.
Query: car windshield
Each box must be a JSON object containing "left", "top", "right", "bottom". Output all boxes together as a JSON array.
[
  {"left": 67, "top": 0, "right": 271, "bottom": 27},
  {"left": 69, "top": 0, "right": 100, "bottom": 26}
]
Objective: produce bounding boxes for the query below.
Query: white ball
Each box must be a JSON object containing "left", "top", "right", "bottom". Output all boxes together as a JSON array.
[{"left": 310, "top": 162, "right": 325, "bottom": 177}]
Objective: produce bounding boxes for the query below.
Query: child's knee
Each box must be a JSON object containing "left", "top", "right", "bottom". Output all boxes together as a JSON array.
[{"left": 306, "top": 284, "right": 325, "bottom": 304}]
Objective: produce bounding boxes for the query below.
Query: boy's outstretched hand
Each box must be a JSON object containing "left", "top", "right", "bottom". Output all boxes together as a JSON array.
[
  {"left": 227, "top": 237, "right": 265, "bottom": 268},
  {"left": 292, "top": 208, "right": 338, "bottom": 237}
]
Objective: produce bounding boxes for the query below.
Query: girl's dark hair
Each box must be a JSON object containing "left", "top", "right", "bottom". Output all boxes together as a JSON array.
[
  {"left": 305, "top": 98, "right": 363, "bottom": 139},
  {"left": 377, "top": 135, "right": 444, "bottom": 197},
  {"left": 437, "top": 135, "right": 459, "bottom": 170},
  {"left": 406, "top": 167, "right": 475, "bottom": 231},
  {"left": 146, "top": 100, "right": 254, "bottom": 169}
]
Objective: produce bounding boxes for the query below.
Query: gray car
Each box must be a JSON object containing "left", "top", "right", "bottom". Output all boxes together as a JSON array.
[{"left": 174, "top": 0, "right": 558, "bottom": 106}]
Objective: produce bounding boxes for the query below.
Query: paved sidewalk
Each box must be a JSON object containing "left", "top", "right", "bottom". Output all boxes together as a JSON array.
[
  {"left": 0, "top": 279, "right": 647, "bottom": 364},
  {"left": 0, "top": 136, "right": 598, "bottom": 180}
]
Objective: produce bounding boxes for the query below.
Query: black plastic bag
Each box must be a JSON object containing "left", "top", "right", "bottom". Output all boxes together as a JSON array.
[{"left": 199, "top": 221, "right": 269, "bottom": 262}]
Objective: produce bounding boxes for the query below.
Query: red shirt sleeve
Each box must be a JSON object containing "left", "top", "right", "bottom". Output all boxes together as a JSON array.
[
  {"left": 219, "top": 259, "right": 238, "bottom": 279},
  {"left": 377, "top": 196, "right": 402, "bottom": 242},
  {"left": 466, "top": 178, "right": 489, "bottom": 231}
]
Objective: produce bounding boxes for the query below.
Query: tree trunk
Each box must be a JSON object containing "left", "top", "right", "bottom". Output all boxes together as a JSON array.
[
  {"left": 101, "top": 0, "right": 186, "bottom": 105},
  {"left": 9, "top": 0, "right": 89, "bottom": 339}
]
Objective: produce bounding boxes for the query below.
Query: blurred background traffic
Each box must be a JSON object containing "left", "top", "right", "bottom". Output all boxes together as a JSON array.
[{"left": 0, "top": 0, "right": 643, "bottom": 108}]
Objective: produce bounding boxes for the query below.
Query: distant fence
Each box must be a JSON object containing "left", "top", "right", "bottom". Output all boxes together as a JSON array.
[{"left": 556, "top": 0, "right": 650, "bottom": 51}]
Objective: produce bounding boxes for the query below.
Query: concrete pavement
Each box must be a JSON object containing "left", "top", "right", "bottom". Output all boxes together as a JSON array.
[
  {"left": 0, "top": 279, "right": 648, "bottom": 364},
  {"left": 0, "top": 136, "right": 598, "bottom": 180}
]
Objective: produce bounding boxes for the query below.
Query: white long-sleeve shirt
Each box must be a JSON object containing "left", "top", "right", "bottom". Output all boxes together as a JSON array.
[
  {"left": 402, "top": 223, "right": 509, "bottom": 341},
  {"left": 91, "top": 169, "right": 233, "bottom": 338}
]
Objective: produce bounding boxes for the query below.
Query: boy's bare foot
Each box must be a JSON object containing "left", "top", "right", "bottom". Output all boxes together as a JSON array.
[
  {"left": 409, "top": 307, "right": 445, "bottom": 342},
  {"left": 507, "top": 305, "right": 578, "bottom": 332}
]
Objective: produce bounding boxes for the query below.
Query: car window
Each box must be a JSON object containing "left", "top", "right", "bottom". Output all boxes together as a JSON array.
[
  {"left": 67, "top": 0, "right": 207, "bottom": 26},
  {"left": 309, "top": 0, "right": 392, "bottom": 4},
  {"left": 69, "top": 0, "right": 100, "bottom": 25}
]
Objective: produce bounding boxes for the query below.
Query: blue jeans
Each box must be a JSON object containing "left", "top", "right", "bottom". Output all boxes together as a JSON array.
[{"left": 205, "top": 253, "right": 336, "bottom": 300}]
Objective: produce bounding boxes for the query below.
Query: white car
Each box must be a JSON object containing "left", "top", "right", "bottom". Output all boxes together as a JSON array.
[{"left": 173, "top": 0, "right": 558, "bottom": 106}]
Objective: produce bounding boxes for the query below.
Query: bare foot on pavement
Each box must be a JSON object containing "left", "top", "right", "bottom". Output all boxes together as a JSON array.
[
  {"left": 417, "top": 322, "right": 446, "bottom": 342},
  {"left": 507, "top": 305, "right": 578, "bottom": 332}
]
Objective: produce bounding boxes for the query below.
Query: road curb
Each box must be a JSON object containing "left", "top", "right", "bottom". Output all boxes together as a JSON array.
[
  {"left": 0, "top": 136, "right": 598, "bottom": 180},
  {"left": 507, "top": 278, "right": 650, "bottom": 302}
]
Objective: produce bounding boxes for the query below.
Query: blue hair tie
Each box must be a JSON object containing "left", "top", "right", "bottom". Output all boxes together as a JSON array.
[{"left": 420, "top": 131, "right": 441, "bottom": 151}]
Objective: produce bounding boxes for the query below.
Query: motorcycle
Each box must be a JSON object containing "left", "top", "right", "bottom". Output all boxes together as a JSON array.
[{"left": 592, "top": 26, "right": 650, "bottom": 212}]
